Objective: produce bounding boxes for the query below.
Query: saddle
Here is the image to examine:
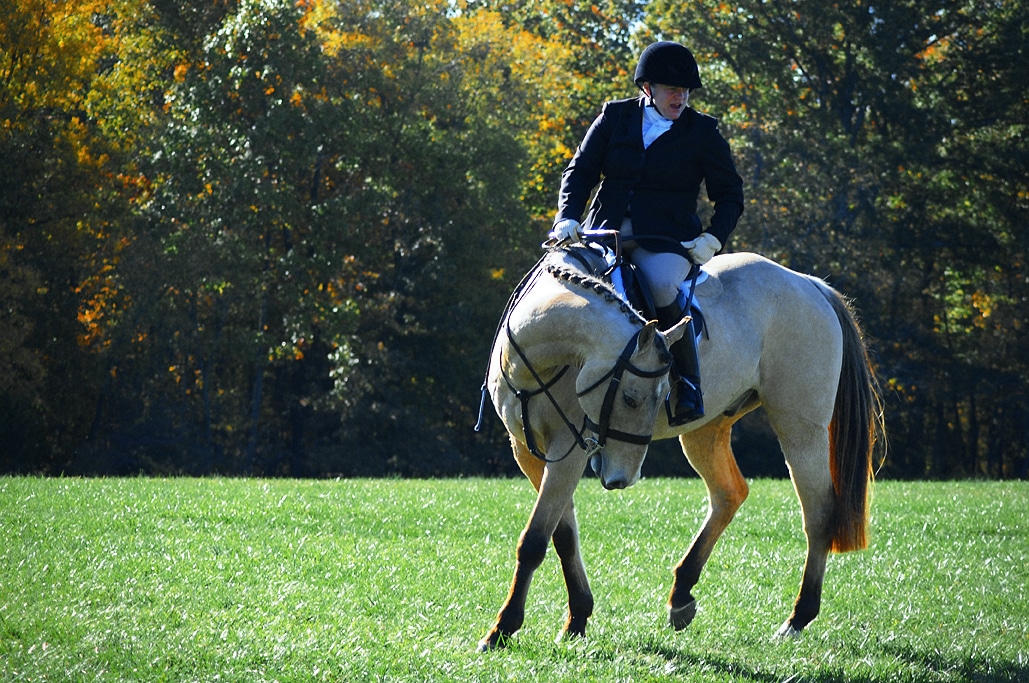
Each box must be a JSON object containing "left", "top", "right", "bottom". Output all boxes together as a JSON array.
[{"left": 564, "top": 242, "right": 706, "bottom": 337}]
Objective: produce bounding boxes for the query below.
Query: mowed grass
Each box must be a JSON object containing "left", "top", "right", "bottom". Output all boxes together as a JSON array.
[{"left": 1, "top": 477, "right": 1026, "bottom": 682}]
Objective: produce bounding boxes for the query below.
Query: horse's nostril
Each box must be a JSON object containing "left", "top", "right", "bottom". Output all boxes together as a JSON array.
[{"left": 604, "top": 477, "right": 628, "bottom": 490}]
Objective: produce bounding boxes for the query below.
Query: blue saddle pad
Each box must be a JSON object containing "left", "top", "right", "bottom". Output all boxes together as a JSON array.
[{"left": 598, "top": 247, "right": 706, "bottom": 337}]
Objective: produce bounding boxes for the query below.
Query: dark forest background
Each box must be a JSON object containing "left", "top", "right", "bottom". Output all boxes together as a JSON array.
[{"left": 1, "top": 0, "right": 1026, "bottom": 479}]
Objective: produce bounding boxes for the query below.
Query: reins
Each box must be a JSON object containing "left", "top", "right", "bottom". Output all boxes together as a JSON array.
[
  {"left": 475, "top": 235, "right": 673, "bottom": 463},
  {"left": 474, "top": 252, "right": 593, "bottom": 463},
  {"left": 474, "top": 252, "right": 548, "bottom": 434},
  {"left": 503, "top": 321, "right": 668, "bottom": 463},
  {"left": 501, "top": 318, "right": 595, "bottom": 463}
]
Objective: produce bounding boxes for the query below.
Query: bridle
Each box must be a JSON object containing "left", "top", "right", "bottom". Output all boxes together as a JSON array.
[
  {"left": 577, "top": 326, "right": 672, "bottom": 450},
  {"left": 473, "top": 232, "right": 673, "bottom": 463},
  {"left": 501, "top": 308, "right": 671, "bottom": 464}
]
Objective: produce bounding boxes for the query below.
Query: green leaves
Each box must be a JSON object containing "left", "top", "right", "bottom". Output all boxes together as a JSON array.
[
  {"left": 76, "top": 0, "right": 573, "bottom": 472},
  {"left": 1, "top": 0, "right": 1025, "bottom": 477},
  {"left": 644, "top": 0, "right": 1027, "bottom": 478}
]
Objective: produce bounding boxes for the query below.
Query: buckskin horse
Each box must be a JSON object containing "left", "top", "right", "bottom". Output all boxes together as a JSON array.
[{"left": 475, "top": 239, "right": 884, "bottom": 651}]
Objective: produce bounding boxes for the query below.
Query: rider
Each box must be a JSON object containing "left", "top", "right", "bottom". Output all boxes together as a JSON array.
[{"left": 549, "top": 40, "right": 745, "bottom": 425}]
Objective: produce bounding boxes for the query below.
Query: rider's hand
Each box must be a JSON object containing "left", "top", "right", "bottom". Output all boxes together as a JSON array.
[
  {"left": 681, "top": 232, "right": 721, "bottom": 265},
  {"left": 549, "top": 219, "right": 582, "bottom": 244}
]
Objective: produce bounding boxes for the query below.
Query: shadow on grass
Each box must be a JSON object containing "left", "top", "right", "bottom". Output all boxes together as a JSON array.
[
  {"left": 640, "top": 640, "right": 795, "bottom": 683},
  {"left": 878, "top": 642, "right": 1028, "bottom": 683},
  {"left": 639, "top": 639, "right": 1029, "bottom": 683}
]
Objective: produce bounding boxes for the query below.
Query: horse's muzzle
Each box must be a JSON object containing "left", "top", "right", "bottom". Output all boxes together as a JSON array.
[{"left": 591, "top": 452, "right": 633, "bottom": 490}]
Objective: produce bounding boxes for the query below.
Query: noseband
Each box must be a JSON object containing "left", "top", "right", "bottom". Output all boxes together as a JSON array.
[
  {"left": 576, "top": 327, "right": 670, "bottom": 450},
  {"left": 502, "top": 323, "right": 671, "bottom": 463}
]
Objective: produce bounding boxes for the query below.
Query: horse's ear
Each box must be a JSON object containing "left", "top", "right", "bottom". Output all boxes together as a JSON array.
[
  {"left": 633, "top": 320, "right": 658, "bottom": 351},
  {"left": 662, "top": 316, "right": 691, "bottom": 345},
  {"left": 637, "top": 320, "right": 659, "bottom": 351}
]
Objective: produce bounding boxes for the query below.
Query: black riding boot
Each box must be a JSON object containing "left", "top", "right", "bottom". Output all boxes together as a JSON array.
[{"left": 655, "top": 304, "right": 704, "bottom": 426}]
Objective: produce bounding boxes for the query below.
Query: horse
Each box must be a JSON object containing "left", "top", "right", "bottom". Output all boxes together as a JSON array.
[{"left": 476, "top": 241, "right": 884, "bottom": 652}]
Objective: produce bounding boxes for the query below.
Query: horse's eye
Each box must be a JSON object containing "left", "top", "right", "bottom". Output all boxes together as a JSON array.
[{"left": 623, "top": 394, "right": 640, "bottom": 409}]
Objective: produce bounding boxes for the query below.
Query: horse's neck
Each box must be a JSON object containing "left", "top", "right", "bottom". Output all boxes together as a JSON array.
[{"left": 506, "top": 276, "right": 635, "bottom": 375}]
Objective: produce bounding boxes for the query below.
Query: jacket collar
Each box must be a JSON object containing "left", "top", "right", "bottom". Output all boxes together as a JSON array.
[{"left": 634, "top": 97, "right": 694, "bottom": 149}]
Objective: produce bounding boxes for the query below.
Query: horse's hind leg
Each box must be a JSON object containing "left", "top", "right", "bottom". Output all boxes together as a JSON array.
[
  {"left": 668, "top": 416, "right": 748, "bottom": 630},
  {"left": 771, "top": 418, "right": 836, "bottom": 637},
  {"left": 478, "top": 437, "right": 589, "bottom": 651}
]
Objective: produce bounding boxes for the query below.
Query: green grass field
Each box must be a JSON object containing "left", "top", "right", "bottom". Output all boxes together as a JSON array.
[{"left": 1, "top": 476, "right": 1026, "bottom": 682}]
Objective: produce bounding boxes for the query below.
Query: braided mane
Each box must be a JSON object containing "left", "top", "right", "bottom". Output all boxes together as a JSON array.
[{"left": 544, "top": 260, "right": 647, "bottom": 327}]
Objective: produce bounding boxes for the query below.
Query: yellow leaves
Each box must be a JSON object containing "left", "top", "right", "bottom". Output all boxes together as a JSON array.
[
  {"left": 450, "top": 7, "right": 575, "bottom": 211},
  {"left": 174, "top": 64, "right": 190, "bottom": 82},
  {"left": 296, "top": 0, "right": 319, "bottom": 33},
  {"left": 320, "top": 30, "right": 378, "bottom": 57},
  {"left": 306, "top": 0, "right": 382, "bottom": 56},
  {"left": 76, "top": 261, "right": 125, "bottom": 349},
  {"left": 195, "top": 182, "right": 214, "bottom": 200},
  {"left": 270, "top": 342, "right": 306, "bottom": 363},
  {"left": 1, "top": 0, "right": 112, "bottom": 113},
  {"left": 971, "top": 291, "right": 994, "bottom": 320},
  {"left": 916, "top": 36, "right": 951, "bottom": 65},
  {"left": 724, "top": 102, "right": 750, "bottom": 128},
  {"left": 538, "top": 116, "right": 565, "bottom": 134},
  {"left": 887, "top": 377, "right": 918, "bottom": 404},
  {"left": 76, "top": 144, "right": 93, "bottom": 167}
]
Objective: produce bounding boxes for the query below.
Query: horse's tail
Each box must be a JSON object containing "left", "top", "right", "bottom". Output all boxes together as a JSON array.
[{"left": 821, "top": 285, "right": 886, "bottom": 553}]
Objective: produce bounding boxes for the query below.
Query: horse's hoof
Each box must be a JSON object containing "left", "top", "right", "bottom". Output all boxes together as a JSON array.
[
  {"left": 557, "top": 616, "right": 588, "bottom": 642},
  {"left": 554, "top": 630, "right": 585, "bottom": 645},
  {"left": 668, "top": 599, "right": 697, "bottom": 631},
  {"left": 555, "top": 625, "right": 588, "bottom": 641},
  {"left": 775, "top": 620, "right": 801, "bottom": 639},
  {"left": 477, "top": 632, "right": 508, "bottom": 652}
]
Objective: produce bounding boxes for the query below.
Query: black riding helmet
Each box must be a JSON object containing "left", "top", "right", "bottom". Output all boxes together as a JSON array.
[{"left": 633, "top": 41, "right": 703, "bottom": 90}]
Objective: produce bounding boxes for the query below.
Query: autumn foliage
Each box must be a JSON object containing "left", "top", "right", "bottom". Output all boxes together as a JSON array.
[{"left": 1, "top": 0, "right": 1025, "bottom": 478}]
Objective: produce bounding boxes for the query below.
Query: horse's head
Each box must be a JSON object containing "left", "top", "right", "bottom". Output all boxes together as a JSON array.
[{"left": 576, "top": 320, "right": 685, "bottom": 490}]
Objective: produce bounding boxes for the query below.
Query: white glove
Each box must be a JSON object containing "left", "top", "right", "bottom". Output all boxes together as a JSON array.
[
  {"left": 548, "top": 218, "right": 582, "bottom": 244},
  {"left": 681, "top": 232, "right": 721, "bottom": 265}
]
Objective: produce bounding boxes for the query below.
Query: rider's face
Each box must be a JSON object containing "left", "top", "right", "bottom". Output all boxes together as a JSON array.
[{"left": 645, "top": 83, "right": 690, "bottom": 120}]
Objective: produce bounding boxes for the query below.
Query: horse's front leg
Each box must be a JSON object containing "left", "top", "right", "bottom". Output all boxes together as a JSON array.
[
  {"left": 552, "top": 497, "right": 593, "bottom": 639},
  {"left": 668, "top": 417, "right": 748, "bottom": 630},
  {"left": 478, "top": 438, "right": 587, "bottom": 651}
]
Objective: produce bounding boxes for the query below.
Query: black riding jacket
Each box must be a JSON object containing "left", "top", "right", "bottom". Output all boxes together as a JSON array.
[{"left": 555, "top": 97, "right": 744, "bottom": 255}]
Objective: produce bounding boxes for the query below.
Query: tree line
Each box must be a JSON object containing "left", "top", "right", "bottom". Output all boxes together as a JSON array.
[{"left": 1, "top": 0, "right": 1026, "bottom": 479}]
